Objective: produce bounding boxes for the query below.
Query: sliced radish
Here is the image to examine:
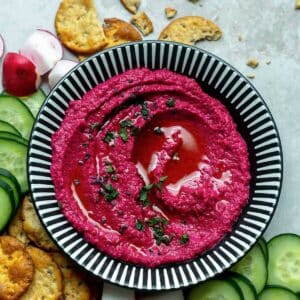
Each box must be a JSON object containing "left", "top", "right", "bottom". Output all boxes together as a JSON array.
[
  {"left": 2, "top": 52, "right": 41, "bottom": 97},
  {"left": 48, "top": 60, "right": 77, "bottom": 89},
  {"left": 20, "top": 29, "right": 63, "bottom": 75},
  {"left": 0, "top": 34, "right": 4, "bottom": 59}
]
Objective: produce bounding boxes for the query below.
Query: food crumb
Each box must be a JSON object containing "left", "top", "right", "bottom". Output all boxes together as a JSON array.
[
  {"left": 296, "top": 0, "right": 300, "bottom": 9},
  {"left": 247, "top": 74, "right": 255, "bottom": 79},
  {"left": 265, "top": 60, "right": 271, "bottom": 65},
  {"left": 165, "top": 7, "right": 177, "bottom": 19},
  {"left": 238, "top": 35, "right": 243, "bottom": 42},
  {"left": 246, "top": 58, "right": 259, "bottom": 69}
]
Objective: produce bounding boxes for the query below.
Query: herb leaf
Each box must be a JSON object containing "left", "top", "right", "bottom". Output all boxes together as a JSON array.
[
  {"left": 166, "top": 98, "right": 176, "bottom": 107},
  {"left": 147, "top": 217, "right": 173, "bottom": 245},
  {"left": 156, "top": 176, "right": 168, "bottom": 191},
  {"left": 119, "top": 127, "right": 128, "bottom": 142},
  {"left": 139, "top": 183, "right": 154, "bottom": 206},
  {"left": 120, "top": 119, "right": 133, "bottom": 128},
  {"left": 135, "top": 219, "right": 145, "bottom": 231},
  {"left": 141, "top": 102, "right": 150, "bottom": 119},
  {"left": 179, "top": 233, "right": 189, "bottom": 245},
  {"left": 103, "top": 184, "right": 119, "bottom": 201},
  {"left": 103, "top": 132, "right": 115, "bottom": 144},
  {"left": 147, "top": 217, "right": 169, "bottom": 226}
]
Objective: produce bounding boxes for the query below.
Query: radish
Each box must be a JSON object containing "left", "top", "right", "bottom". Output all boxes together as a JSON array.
[
  {"left": 48, "top": 60, "right": 77, "bottom": 89},
  {"left": 20, "top": 29, "right": 63, "bottom": 75},
  {"left": 2, "top": 52, "right": 41, "bottom": 97},
  {"left": 0, "top": 34, "right": 4, "bottom": 59}
]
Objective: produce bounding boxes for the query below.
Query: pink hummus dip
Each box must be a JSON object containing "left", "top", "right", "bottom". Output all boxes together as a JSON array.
[{"left": 51, "top": 68, "right": 250, "bottom": 267}]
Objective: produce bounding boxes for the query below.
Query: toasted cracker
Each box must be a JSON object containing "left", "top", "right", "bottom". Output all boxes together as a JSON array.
[
  {"left": 8, "top": 204, "right": 30, "bottom": 245},
  {"left": 246, "top": 58, "right": 259, "bottom": 68},
  {"left": 296, "top": 0, "right": 300, "bottom": 9},
  {"left": 22, "top": 196, "right": 58, "bottom": 251},
  {"left": 131, "top": 11, "right": 154, "bottom": 36},
  {"left": 120, "top": 0, "right": 140, "bottom": 14},
  {"left": 159, "top": 16, "right": 222, "bottom": 45},
  {"left": 51, "top": 252, "right": 91, "bottom": 300},
  {"left": 20, "top": 247, "right": 63, "bottom": 300},
  {"left": 0, "top": 236, "right": 34, "bottom": 300},
  {"left": 55, "top": 0, "right": 107, "bottom": 54},
  {"left": 165, "top": 7, "right": 177, "bottom": 19}
]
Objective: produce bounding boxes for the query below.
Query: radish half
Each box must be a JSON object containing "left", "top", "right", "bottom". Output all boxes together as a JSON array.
[
  {"left": 48, "top": 60, "right": 77, "bottom": 89},
  {"left": 2, "top": 52, "right": 41, "bottom": 97},
  {"left": 20, "top": 29, "right": 63, "bottom": 75},
  {"left": 0, "top": 34, "right": 4, "bottom": 59}
]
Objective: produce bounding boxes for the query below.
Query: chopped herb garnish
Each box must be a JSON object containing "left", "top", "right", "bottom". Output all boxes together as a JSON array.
[
  {"left": 105, "top": 161, "right": 115, "bottom": 174},
  {"left": 103, "top": 132, "right": 115, "bottom": 144},
  {"left": 147, "top": 217, "right": 173, "bottom": 245},
  {"left": 120, "top": 119, "right": 133, "bottom": 128},
  {"left": 90, "top": 122, "right": 101, "bottom": 131},
  {"left": 135, "top": 219, "right": 145, "bottom": 231},
  {"left": 111, "top": 174, "right": 118, "bottom": 181},
  {"left": 153, "top": 126, "right": 163, "bottom": 134},
  {"left": 179, "top": 233, "right": 190, "bottom": 245},
  {"left": 147, "top": 217, "right": 169, "bottom": 226},
  {"left": 141, "top": 102, "right": 150, "bottom": 119},
  {"left": 156, "top": 176, "right": 168, "bottom": 191},
  {"left": 139, "top": 183, "right": 154, "bottom": 206},
  {"left": 166, "top": 98, "right": 176, "bottom": 107},
  {"left": 103, "top": 184, "right": 119, "bottom": 201},
  {"left": 119, "top": 127, "right": 128, "bottom": 142}
]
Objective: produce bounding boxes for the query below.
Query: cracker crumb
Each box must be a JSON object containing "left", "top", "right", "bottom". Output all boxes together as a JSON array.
[
  {"left": 265, "top": 60, "right": 271, "bottom": 65},
  {"left": 131, "top": 11, "right": 154, "bottom": 36},
  {"left": 295, "top": 0, "right": 300, "bottom": 9},
  {"left": 238, "top": 35, "right": 243, "bottom": 42},
  {"left": 121, "top": 0, "right": 141, "bottom": 14},
  {"left": 246, "top": 58, "right": 259, "bottom": 69},
  {"left": 165, "top": 7, "right": 177, "bottom": 19},
  {"left": 247, "top": 74, "right": 255, "bottom": 79}
]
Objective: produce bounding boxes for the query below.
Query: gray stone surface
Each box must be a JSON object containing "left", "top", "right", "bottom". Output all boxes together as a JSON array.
[{"left": 0, "top": 0, "right": 299, "bottom": 239}]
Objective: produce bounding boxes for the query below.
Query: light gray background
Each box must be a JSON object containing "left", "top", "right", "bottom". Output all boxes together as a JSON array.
[{"left": 0, "top": 0, "right": 299, "bottom": 239}]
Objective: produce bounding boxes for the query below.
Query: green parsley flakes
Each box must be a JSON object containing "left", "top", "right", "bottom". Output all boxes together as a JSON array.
[
  {"left": 179, "top": 233, "right": 189, "bottom": 245},
  {"left": 135, "top": 219, "right": 145, "bottom": 231},
  {"left": 103, "top": 132, "right": 115, "bottom": 144},
  {"left": 166, "top": 98, "right": 176, "bottom": 107},
  {"left": 103, "top": 184, "right": 119, "bottom": 201},
  {"left": 139, "top": 183, "right": 154, "bottom": 206}
]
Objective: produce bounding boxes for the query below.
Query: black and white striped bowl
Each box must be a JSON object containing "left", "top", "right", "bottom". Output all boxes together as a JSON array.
[{"left": 28, "top": 41, "right": 283, "bottom": 290}]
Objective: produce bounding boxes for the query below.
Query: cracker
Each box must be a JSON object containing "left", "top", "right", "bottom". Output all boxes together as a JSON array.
[
  {"left": 0, "top": 236, "right": 34, "bottom": 300},
  {"left": 246, "top": 58, "right": 259, "bottom": 68},
  {"left": 20, "top": 247, "right": 63, "bottom": 300},
  {"left": 165, "top": 7, "right": 177, "bottom": 19},
  {"left": 8, "top": 203, "right": 30, "bottom": 245},
  {"left": 159, "top": 16, "right": 222, "bottom": 45},
  {"left": 296, "top": 0, "right": 300, "bottom": 9},
  {"left": 55, "top": 0, "right": 107, "bottom": 54},
  {"left": 120, "top": 0, "right": 141, "bottom": 14},
  {"left": 51, "top": 252, "right": 91, "bottom": 300},
  {"left": 22, "top": 196, "right": 58, "bottom": 251},
  {"left": 131, "top": 11, "right": 154, "bottom": 36}
]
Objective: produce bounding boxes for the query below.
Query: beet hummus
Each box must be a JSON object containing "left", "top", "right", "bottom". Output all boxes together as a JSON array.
[{"left": 51, "top": 68, "right": 250, "bottom": 267}]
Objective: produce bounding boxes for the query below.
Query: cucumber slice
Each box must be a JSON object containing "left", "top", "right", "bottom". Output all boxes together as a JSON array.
[
  {"left": 188, "top": 279, "right": 243, "bottom": 300},
  {"left": 0, "top": 120, "right": 21, "bottom": 136},
  {"left": 258, "top": 237, "right": 269, "bottom": 263},
  {"left": 228, "top": 273, "right": 257, "bottom": 300},
  {"left": 0, "top": 179, "right": 15, "bottom": 232},
  {"left": 0, "top": 138, "right": 28, "bottom": 193},
  {"left": 19, "top": 89, "right": 46, "bottom": 117},
  {"left": 0, "top": 131, "right": 28, "bottom": 145},
  {"left": 230, "top": 243, "right": 267, "bottom": 294},
  {"left": 0, "top": 95, "right": 34, "bottom": 139},
  {"left": 0, "top": 168, "right": 21, "bottom": 211},
  {"left": 258, "top": 285, "right": 299, "bottom": 300},
  {"left": 267, "top": 234, "right": 300, "bottom": 293}
]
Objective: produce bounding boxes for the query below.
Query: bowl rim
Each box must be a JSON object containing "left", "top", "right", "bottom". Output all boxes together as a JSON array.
[{"left": 27, "top": 40, "right": 283, "bottom": 290}]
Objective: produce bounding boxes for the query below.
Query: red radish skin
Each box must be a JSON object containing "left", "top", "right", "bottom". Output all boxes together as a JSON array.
[
  {"left": 48, "top": 60, "right": 77, "bottom": 89},
  {"left": 20, "top": 29, "right": 63, "bottom": 75},
  {"left": 2, "top": 52, "right": 41, "bottom": 97},
  {"left": 0, "top": 34, "right": 4, "bottom": 59}
]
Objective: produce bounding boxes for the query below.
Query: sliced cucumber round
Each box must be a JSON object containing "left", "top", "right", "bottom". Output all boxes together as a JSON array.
[
  {"left": 258, "top": 285, "right": 299, "bottom": 300},
  {"left": 267, "top": 234, "right": 300, "bottom": 293},
  {"left": 0, "top": 120, "right": 21, "bottom": 136},
  {"left": 0, "top": 131, "right": 28, "bottom": 145},
  {"left": 0, "top": 168, "right": 21, "bottom": 211},
  {"left": 258, "top": 237, "right": 269, "bottom": 263},
  {"left": 230, "top": 243, "right": 267, "bottom": 294},
  {"left": 0, "top": 179, "right": 15, "bottom": 232},
  {"left": 0, "top": 95, "right": 34, "bottom": 139},
  {"left": 188, "top": 279, "right": 243, "bottom": 300},
  {"left": 0, "top": 138, "right": 28, "bottom": 193},
  {"left": 19, "top": 88, "right": 46, "bottom": 117},
  {"left": 228, "top": 272, "right": 257, "bottom": 300}
]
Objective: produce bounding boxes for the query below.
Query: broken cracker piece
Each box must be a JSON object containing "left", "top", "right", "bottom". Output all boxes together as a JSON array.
[
  {"left": 296, "top": 0, "right": 300, "bottom": 9},
  {"left": 265, "top": 60, "right": 271, "bottom": 65},
  {"left": 159, "top": 16, "right": 222, "bottom": 45},
  {"left": 121, "top": 0, "right": 141, "bottom": 14},
  {"left": 247, "top": 74, "right": 255, "bottom": 79},
  {"left": 165, "top": 7, "right": 177, "bottom": 19},
  {"left": 55, "top": 0, "right": 107, "bottom": 54},
  {"left": 246, "top": 58, "right": 259, "bottom": 69},
  {"left": 131, "top": 11, "right": 154, "bottom": 36}
]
